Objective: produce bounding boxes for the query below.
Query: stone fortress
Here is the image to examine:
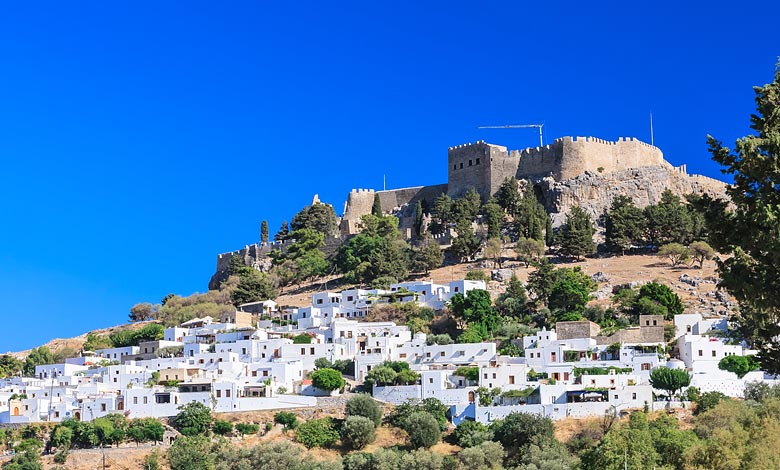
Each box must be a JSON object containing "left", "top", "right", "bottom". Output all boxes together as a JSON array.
[
  {"left": 340, "top": 135, "right": 725, "bottom": 231},
  {"left": 211, "top": 135, "right": 726, "bottom": 287}
]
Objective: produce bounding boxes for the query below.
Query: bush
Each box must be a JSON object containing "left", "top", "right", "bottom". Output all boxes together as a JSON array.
[
  {"left": 454, "top": 366, "right": 480, "bottom": 382},
  {"left": 341, "top": 416, "right": 377, "bottom": 450},
  {"left": 213, "top": 420, "right": 233, "bottom": 436},
  {"left": 696, "top": 391, "right": 729, "bottom": 414},
  {"left": 426, "top": 333, "right": 454, "bottom": 345},
  {"left": 465, "top": 270, "right": 489, "bottom": 282},
  {"left": 292, "top": 334, "right": 312, "bottom": 344},
  {"left": 274, "top": 412, "right": 298, "bottom": 430},
  {"left": 167, "top": 435, "right": 214, "bottom": 470},
  {"left": 345, "top": 394, "right": 383, "bottom": 426},
  {"left": 295, "top": 418, "right": 339, "bottom": 448},
  {"left": 311, "top": 368, "right": 345, "bottom": 392},
  {"left": 453, "top": 420, "right": 494, "bottom": 448},
  {"left": 53, "top": 450, "right": 68, "bottom": 464},
  {"left": 235, "top": 422, "right": 260, "bottom": 436},
  {"left": 491, "top": 412, "right": 554, "bottom": 452},
  {"left": 265, "top": 422, "right": 273, "bottom": 432},
  {"left": 403, "top": 411, "right": 441, "bottom": 448},
  {"left": 457, "top": 441, "right": 505, "bottom": 469}
]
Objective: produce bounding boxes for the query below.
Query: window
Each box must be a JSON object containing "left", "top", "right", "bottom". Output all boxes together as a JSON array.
[
  {"left": 400, "top": 353, "right": 407, "bottom": 359},
  {"left": 484, "top": 373, "right": 488, "bottom": 379},
  {"left": 301, "top": 348, "right": 306, "bottom": 355},
  {"left": 632, "top": 393, "right": 637, "bottom": 400},
  {"left": 216, "top": 390, "right": 221, "bottom": 398},
  {"left": 454, "top": 287, "right": 459, "bottom": 292},
  {"left": 143, "top": 397, "right": 148, "bottom": 404},
  {"left": 460, "top": 163, "right": 463, "bottom": 169},
  {"left": 252, "top": 371, "right": 257, "bottom": 377},
  {"left": 614, "top": 395, "right": 619, "bottom": 400},
  {"left": 347, "top": 296, "right": 353, "bottom": 301},
  {"left": 310, "top": 347, "right": 315, "bottom": 355},
  {"left": 429, "top": 378, "right": 433, "bottom": 384},
  {"left": 454, "top": 164, "right": 457, "bottom": 170},
  {"left": 317, "top": 299, "right": 323, "bottom": 304},
  {"left": 698, "top": 350, "right": 703, "bottom": 356},
  {"left": 262, "top": 371, "right": 268, "bottom": 377},
  {"left": 476, "top": 158, "right": 480, "bottom": 165},
  {"left": 469, "top": 159, "right": 472, "bottom": 166},
  {"left": 653, "top": 320, "right": 658, "bottom": 326},
  {"left": 712, "top": 351, "right": 717, "bottom": 357},
  {"left": 226, "top": 389, "right": 231, "bottom": 398},
  {"left": 509, "top": 375, "right": 515, "bottom": 385},
  {"left": 440, "top": 351, "right": 445, "bottom": 357},
  {"left": 133, "top": 397, "right": 138, "bottom": 405}
]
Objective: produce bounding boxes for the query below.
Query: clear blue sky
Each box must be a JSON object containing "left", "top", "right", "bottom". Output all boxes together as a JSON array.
[{"left": 0, "top": 1, "right": 777, "bottom": 351}]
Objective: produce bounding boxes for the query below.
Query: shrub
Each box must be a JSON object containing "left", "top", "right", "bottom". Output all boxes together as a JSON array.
[
  {"left": 273, "top": 412, "right": 298, "bottom": 430},
  {"left": 345, "top": 394, "right": 383, "bottom": 426},
  {"left": 311, "top": 368, "right": 345, "bottom": 392},
  {"left": 465, "top": 270, "right": 489, "bottom": 282},
  {"left": 295, "top": 418, "right": 339, "bottom": 448},
  {"left": 292, "top": 334, "right": 312, "bottom": 344},
  {"left": 213, "top": 420, "right": 233, "bottom": 436},
  {"left": 696, "top": 391, "right": 729, "bottom": 414},
  {"left": 457, "top": 441, "right": 505, "bottom": 469},
  {"left": 403, "top": 411, "right": 441, "bottom": 448},
  {"left": 54, "top": 450, "right": 68, "bottom": 464},
  {"left": 426, "top": 334, "right": 453, "bottom": 345},
  {"left": 235, "top": 422, "right": 260, "bottom": 436},
  {"left": 341, "top": 416, "right": 377, "bottom": 450},
  {"left": 491, "top": 412, "right": 554, "bottom": 452},
  {"left": 265, "top": 422, "right": 273, "bottom": 432},
  {"left": 453, "top": 419, "right": 493, "bottom": 448},
  {"left": 454, "top": 367, "right": 479, "bottom": 382}
]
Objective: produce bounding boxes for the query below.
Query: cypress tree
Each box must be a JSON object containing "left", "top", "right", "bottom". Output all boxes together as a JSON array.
[
  {"left": 372, "top": 193, "right": 382, "bottom": 216},
  {"left": 260, "top": 220, "right": 269, "bottom": 244}
]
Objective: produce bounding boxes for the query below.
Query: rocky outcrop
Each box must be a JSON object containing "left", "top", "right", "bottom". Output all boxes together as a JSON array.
[{"left": 535, "top": 165, "right": 727, "bottom": 226}]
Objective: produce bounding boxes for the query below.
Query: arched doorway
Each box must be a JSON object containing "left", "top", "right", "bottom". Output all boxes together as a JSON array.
[
  {"left": 117, "top": 401, "right": 124, "bottom": 411},
  {"left": 468, "top": 391, "right": 475, "bottom": 403},
  {"left": 74, "top": 411, "right": 81, "bottom": 421},
  {"left": 12, "top": 407, "right": 19, "bottom": 416}
]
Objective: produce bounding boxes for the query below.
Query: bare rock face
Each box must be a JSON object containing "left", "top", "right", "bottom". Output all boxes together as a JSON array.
[{"left": 535, "top": 165, "right": 727, "bottom": 226}]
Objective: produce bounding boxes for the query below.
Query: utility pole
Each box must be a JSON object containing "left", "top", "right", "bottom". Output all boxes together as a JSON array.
[{"left": 477, "top": 123, "right": 545, "bottom": 147}]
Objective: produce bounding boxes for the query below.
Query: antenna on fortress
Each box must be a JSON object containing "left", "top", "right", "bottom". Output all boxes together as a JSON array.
[
  {"left": 477, "top": 123, "right": 544, "bottom": 147},
  {"left": 650, "top": 112, "right": 654, "bottom": 146}
]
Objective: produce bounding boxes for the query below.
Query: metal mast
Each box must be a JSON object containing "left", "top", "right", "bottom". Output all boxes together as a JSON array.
[{"left": 477, "top": 123, "right": 544, "bottom": 147}]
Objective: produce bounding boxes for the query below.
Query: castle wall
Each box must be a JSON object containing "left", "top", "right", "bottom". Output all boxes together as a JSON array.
[{"left": 340, "top": 184, "right": 448, "bottom": 235}]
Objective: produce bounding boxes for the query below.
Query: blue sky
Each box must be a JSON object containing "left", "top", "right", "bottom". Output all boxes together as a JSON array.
[{"left": 0, "top": 1, "right": 777, "bottom": 351}]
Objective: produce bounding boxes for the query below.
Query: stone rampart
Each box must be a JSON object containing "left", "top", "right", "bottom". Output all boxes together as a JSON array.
[{"left": 340, "top": 184, "right": 447, "bottom": 235}]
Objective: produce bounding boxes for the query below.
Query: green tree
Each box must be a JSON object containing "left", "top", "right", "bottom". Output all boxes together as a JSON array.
[
  {"left": 213, "top": 420, "right": 233, "bottom": 436},
  {"left": 48, "top": 426, "right": 73, "bottom": 450},
  {"left": 261, "top": 220, "right": 269, "bottom": 244},
  {"left": 514, "top": 237, "right": 545, "bottom": 267},
  {"left": 644, "top": 190, "right": 694, "bottom": 245},
  {"left": 548, "top": 267, "right": 597, "bottom": 315},
  {"left": 491, "top": 412, "right": 554, "bottom": 456},
  {"left": 295, "top": 417, "right": 339, "bottom": 448},
  {"left": 273, "top": 412, "right": 298, "bottom": 430},
  {"left": 604, "top": 195, "right": 645, "bottom": 254},
  {"left": 657, "top": 242, "right": 690, "bottom": 267},
  {"left": 581, "top": 412, "right": 660, "bottom": 470},
  {"left": 718, "top": 355, "right": 761, "bottom": 378},
  {"left": 456, "top": 441, "right": 505, "bottom": 470},
  {"left": 290, "top": 202, "right": 338, "bottom": 237},
  {"left": 513, "top": 441, "right": 580, "bottom": 470},
  {"left": 695, "top": 391, "right": 729, "bottom": 414},
  {"left": 372, "top": 193, "right": 382, "bottom": 216},
  {"left": 483, "top": 237, "right": 503, "bottom": 268},
  {"left": 23, "top": 347, "right": 53, "bottom": 377},
  {"left": 274, "top": 220, "right": 290, "bottom": 242},
  {"left": 689, "top": 240, "right": 715, "bottom": 268},
  {"left": 452, "top": 420, "right": 494, "bottom": 448},
  {"left": 495, "top": 177, "right": 521, "bottom": 215},
  {"left": 494, "top": 274, "right": 529, "bottom": 319},
  {"left": 167, "top": 435, "right": 215, "bottom": 470},
  {"left": 638, "top": 282, "right": 683, "bottom": 319},
  {"left": 310, "top": 368, "right": 344, "bottom": 392},
  {"left": 514, "top": 182, "right": 548, "bottom": 242},
  {"left": 411, "top": 234, "right": 444, "bottom": 274},
  {"left": 450, "top": 289, "right": 499, "bottom": 334},
  {"left": 526, "top": 259, "right": 558, "bottom": 307},
  {"left": 345, "top": 394, "right": 383, "bottom": 426},
  {"left": 403, "top": 411, "right": 441, "bottom": 449},
  {"left": 335, "top": 215, "right": 410, "bottom": 284},
  {"left": 364, "top": 366, "right": 397, "bottom": 391},
  {"left": 0, "top": 355, "right": 24, "bottom": 378},
  {"left": 341, "top": 416, "right": 377, "bottom": 450},
  {"left": 556, "top": 206, "right": 595, "bottom": 260},
  {"left": 172, "top": 402, "right": 213, "bottom": 436},
  {"left": 450, "top": 221, "right": 482, "bottom": 262},
  {"left": 481, "top": 201, "right": 503, "bottom": 239},
  {"left": 414, "top": 200, "right": 424, "bottom": 236},
  {"left": 129, "top": 302, "right": 158, "bottom": 322},
  {"left": 649, "top": 367, "right": 690, "bottom": 400}
]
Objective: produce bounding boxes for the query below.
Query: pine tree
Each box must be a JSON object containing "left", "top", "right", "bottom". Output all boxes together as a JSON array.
[
  {"left": 556, "top": 206, "right": 595, "bottom": 260},
  {"left": 605, "top": 196, "right": 645, "bottom": 254},
  {"left": 705, "top": 66, "right": 780, "bottom": 373},
  {"left": 260, "top": 220, "right": 269, "bottom": 244},
  {"left": 274, "top": 221, "right": 290, "bottom": 242}
]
